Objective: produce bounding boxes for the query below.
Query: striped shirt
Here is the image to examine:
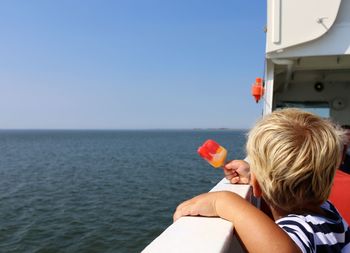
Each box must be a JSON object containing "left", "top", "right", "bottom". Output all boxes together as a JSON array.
[{"left": 276, "top": 201, "right": 350, "bottom": 253}]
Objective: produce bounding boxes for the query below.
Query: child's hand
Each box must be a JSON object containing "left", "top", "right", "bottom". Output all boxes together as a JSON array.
[
  {"left": 173, "top": 189, "right": 302, "bottom": 253},
  {"left": 223, "top": 160, "right": 250, "bottom": 184},
  {"left": 173, "top": 192, "right": 222, "bottom": 222}
]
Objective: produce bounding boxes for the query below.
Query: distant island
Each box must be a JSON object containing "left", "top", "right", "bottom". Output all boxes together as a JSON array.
[{"left": 192, "top": 128, "right": 247, "bottom": 131}]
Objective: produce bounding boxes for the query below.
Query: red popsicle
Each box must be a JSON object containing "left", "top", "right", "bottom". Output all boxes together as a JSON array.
[{"left": 197, "top": 139, "right": 227, "bottom": 168}]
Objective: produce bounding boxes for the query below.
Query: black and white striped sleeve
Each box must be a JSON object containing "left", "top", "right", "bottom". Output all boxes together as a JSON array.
[{"left": 277, "top": 216, "right": 315, "bottom": 253}]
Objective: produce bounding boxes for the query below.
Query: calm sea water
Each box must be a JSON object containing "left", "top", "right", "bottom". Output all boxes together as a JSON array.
[{"left": 0, "top": 130, "right": 247, "bottom": 253}]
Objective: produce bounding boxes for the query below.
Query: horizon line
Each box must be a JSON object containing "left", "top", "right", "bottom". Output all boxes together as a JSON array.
[{"left": 0, "top": 127, "right": 249, "bottom": 131}]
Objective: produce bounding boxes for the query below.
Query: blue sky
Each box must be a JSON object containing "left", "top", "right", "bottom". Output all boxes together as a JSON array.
[{"left": 0, "top": 0, "right": 266, "bottom": 129}]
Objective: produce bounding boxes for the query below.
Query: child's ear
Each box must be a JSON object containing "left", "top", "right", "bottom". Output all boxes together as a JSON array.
[{"left": 250, "top": 172, "right": 262, "bottom": 198}]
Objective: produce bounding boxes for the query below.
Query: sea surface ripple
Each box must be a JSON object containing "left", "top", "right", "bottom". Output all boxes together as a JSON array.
[{"left": 0, "top": 130, "right": 247, "bottom": 253}]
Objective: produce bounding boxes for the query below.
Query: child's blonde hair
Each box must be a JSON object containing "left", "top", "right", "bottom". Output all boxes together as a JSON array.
[{"left": 246, "top": 108, "right": 343, "bottom": 212}]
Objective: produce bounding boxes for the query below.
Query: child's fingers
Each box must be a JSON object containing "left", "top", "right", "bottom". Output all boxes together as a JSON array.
[
  {"left": 230, "top": 176, "right": 240, "bottom": 184},
  {"left": 240, "top": 177, "right": 250, "bottom": 184},
  {"left": 173, "top": 193, "right": 211, "bottom": 221},
  {"left": 174, "top": 197, "right": 197, "bottom": 221},
  {"left": 173, "top": 208, "right": 183, "bottom": 222},
  {"left": 224, "top": 168, "right": 236, "bottom": 176},
  {"left": 224, "top": 170, "right": 238, "bottom": 180},
  {"left": 223, "top": 160, "right": 241, "bottom": 170},
  {"left": 173, "top": 209, "right": 183, "bottom": 222},
  {"left": 230, "top": 174, "right": 250, "bottom": 184},
  {"left": 173, "top": 202, "right": 195, "bottom": 222},
  {"left": 175, "top": 199, "right": 192, "bottom": 212}
]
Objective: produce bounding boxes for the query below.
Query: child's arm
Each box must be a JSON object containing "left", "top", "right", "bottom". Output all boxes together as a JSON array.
[
  {"left": 174, "top": 191, "right": 301, "bottom": 253},
  {"left": 223, "top": 160, "right": 251, "bottom": 184}
]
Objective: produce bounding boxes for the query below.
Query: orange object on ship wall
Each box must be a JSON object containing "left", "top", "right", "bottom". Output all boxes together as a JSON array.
[{"left": 252, "top": 78, "right": 264, "bottom": 103}]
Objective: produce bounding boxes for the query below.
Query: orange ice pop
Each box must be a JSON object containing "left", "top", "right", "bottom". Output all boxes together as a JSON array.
[{"left": 197, "top": 139, "right": 227, "bottom": 168}]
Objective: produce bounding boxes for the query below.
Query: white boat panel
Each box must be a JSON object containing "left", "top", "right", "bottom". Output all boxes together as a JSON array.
[{"left": 266, "top": 0, "right": 343, "bottom": 56}]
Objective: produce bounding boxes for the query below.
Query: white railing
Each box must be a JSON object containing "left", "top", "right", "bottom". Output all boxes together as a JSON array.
[{"left": 142, "top": 178, "right": 252, "bottom": 253}]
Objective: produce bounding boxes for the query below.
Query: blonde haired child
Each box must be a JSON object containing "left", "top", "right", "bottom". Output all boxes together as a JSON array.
[{"left": 174, "top": 108, "right": 349, "bottom": 252}]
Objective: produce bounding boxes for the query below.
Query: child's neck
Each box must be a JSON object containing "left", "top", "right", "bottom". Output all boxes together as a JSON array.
[{"left": 269, "top": 204, "right": 325, "bottom": 220}]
